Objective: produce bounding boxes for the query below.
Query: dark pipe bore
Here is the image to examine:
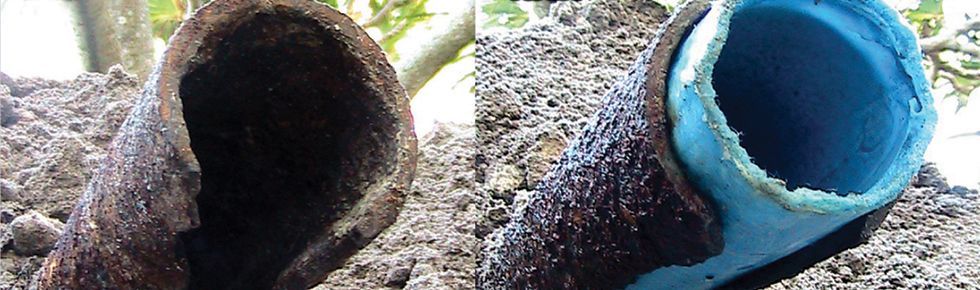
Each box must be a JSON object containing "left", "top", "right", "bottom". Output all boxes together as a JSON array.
[
  {"left": 177, "top": 11, "right": 400, "bottom": 290},
  {"left": 713, "top": 5, "right": 912, "bottom": 194}
]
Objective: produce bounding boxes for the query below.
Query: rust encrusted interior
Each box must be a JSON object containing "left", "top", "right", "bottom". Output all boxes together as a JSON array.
[{"left": 176, "top": 10, "right": 399, "bottom": 289}]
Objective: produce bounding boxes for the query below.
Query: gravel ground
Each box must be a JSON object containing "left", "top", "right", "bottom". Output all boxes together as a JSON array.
[
  {"left": 1, "top": 66, "right": 139, "bottom": 289},
  {"left": 317, "top": 123, "right": 479, "bottom": 290},
  {"left": 769, "top": 166, "right": 980, "bottom": 289},
  {"left": 475, "top": 0, "right": 669, "bottom": 239}
]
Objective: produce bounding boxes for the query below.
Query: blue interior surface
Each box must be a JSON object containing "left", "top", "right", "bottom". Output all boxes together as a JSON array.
[
  {"left": 712, "top": 3, "right": 911, "bottom": 194},
  {"left": 628, "top": 0, "right": 935, "bottom": 288}
]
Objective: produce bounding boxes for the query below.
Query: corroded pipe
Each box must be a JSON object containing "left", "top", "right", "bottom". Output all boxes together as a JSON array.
[
  {"left": 480, "top": 0, "right": 934, "bottom": 289},
  {"left": 33, "top": 0, "right": 416, "bottom": 289},
  {"left": 477, "top": 2, "right": 724, "bottom": 288}
]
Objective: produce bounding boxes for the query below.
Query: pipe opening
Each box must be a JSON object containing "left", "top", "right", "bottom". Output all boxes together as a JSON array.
[
  {"left": 711, "top": 2, "right": 912, "bottom": 194},
  {"left": 177, "top": 10, "right": 399, "bottom": 289}
]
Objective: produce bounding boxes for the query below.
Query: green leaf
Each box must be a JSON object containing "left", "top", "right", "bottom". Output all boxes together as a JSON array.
[
  {"left": 916, "top": 0, "right": 943, "bottom": 15},
  {"left": 951, "top": 75, "right": 980, "bottom": 110},
  {"left": 454, "top": 71, "right": 475, "bottom": 87},
  {"left": 148, "top": 0, "right": 185, "bottom": 41},
  {"left": 652, "top": 0, "right": 674, "bottom": 13},
  {"left": 315, "top": 0, "right": 340, "bottom": 8},
  {"left": 482, "top": 0, "right": 529, "bottom": 29},
  {"left": 449, "top": 49, "right": 475, "bottom": 65},
  {"left": 903, "top": 0, "right": 944, "bottom": 37},
  {"left": 379, "top": 0, "right": 433, "bottom": 60},
  {"left": 962, "top": 60, "right": 980, "bottom": 70}
]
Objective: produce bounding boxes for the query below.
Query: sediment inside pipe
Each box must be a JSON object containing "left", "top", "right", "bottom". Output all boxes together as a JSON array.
[
  {"left": 711, "top": 2, "right": 913, "bottom": 194},
  {"left": 176, "top": 10, "right": 399, "bottom": 289}
]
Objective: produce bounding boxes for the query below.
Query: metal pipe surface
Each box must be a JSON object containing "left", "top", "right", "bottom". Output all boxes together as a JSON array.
[{"left": 33, "top": 1, "right": 416, "bottom": 289}]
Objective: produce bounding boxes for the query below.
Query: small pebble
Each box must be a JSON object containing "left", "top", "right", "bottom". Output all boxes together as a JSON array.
[
  {"left": 384, "top": 265, "right": 413, "bottom": 288},
  {"left": 10, "top": 211, "right": 64, "bottom": 256}
]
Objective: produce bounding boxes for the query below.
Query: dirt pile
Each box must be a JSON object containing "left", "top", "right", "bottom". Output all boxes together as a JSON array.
[
  {"left": 319, "top": 123, "right": 478, "bottom": 290},
  {"left": 1, "top": 66, "right": 139, "bottom": 289},
  {"left": 769, "top": 166, "right": 980, "bottom": 289},
  {"left": 474, "top": 0, "right": 669, "bottom": 238},
  {"left": 0, "top": 67, "right": 139, "bottom": 221}
]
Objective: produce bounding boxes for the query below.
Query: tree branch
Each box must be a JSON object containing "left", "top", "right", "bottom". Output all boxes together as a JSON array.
[
  {"left": 186, "top": 0, "right": 204, "bottom": 19},
  {"left": 344, "top": 0, "right": 356, "bottom": 14},
  {"left": 924, "top": 39, "right": 980, "bottom": 57},
  {"left": 919, "top": 16, "right": 980, "bottom": 107},
  {"left": 379, "top": 20, "right": 409, "bottom": 44},
  {"left": 938, "top": 58, "right": 980, "bottom": 78},
  {"left": 68, "top": 0, "right": 154, "bottom": 79},
  {"left": 69, "top": 0, "right": 122, "bottom": 74},
  {"left": 394, "top": 0, "right": 475, "bottom": 98},
  {"left": 362, "top": 0, "right": 400, "bottom": 27},
  {"left": 920, "top": 18, "right": 980, "bottom": 55},
  {"left": 930, "top": 47, "right": 978, "bottom": 96}
]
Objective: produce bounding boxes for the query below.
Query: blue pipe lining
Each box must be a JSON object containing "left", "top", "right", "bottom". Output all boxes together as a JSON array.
[
  {"left": 713, "top": 3, "right": 915, "bottom": 195},
  {"left": 628, "top": 0, "right": 936, "bottom": 288}
]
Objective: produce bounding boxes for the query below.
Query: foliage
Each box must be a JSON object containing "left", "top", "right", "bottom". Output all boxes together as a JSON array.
[
  {"left": 652, "top": 0, "right": 676, "bottom": 13},
  {"left": 904, "top": 0, "right": 979, "bottom": 109},
  {"left": 450, "top": 48, "right": 476, "bottom": 93},
  {"left": 316, "top": 0, "right": 340, "bottom": 8},
  {"left": 904, "top": 0, "right": 944, "bottom": 33},
  {"left": 147, "top": 0, "right": 434, "bottom": 61},
  {"left": 481, "top": 0, "right": 528, "bottom": 29},
  {"left": 149, "top": 0, "right": 339, "bottom": 41},
  {"left": 146, "top": 0, "right": 465, "bottom": 96},
  {"left": 367, "top": 0, "right": 435, "bottom": 60},
  {"left": 148, "top": 0, "right": 188, "bottom": 41}
]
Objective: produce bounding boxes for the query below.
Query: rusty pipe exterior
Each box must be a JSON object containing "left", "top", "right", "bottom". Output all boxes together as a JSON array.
[{"left": 33, "top": 0, "right": 416, "bottom": 289}]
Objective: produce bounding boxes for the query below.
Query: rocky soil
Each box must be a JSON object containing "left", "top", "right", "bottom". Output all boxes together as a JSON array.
[
  {"left": 1, "top": 67, "right": 139, "bottom": 289},
  {"left": 318, "top": 123, "right": 479, "bottom": 290},
  {"left": 475, "top": 0, "right": 980, "bottom": 288},
  {"left": 769, "top": 166, "right": 980, "bottom": 289},
  {"left": 475, "top": 0, "right": 669, "bottom": 239}
]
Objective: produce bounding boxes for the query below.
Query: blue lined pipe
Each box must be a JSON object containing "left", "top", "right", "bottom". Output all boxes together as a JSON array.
[{"left": 628, "top": 0, "right": 935, "bottom": 288}]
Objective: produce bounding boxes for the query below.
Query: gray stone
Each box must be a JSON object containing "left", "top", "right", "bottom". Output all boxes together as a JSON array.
[
  {"left": 383, "top": 264, "right": 413, "bottom": 288},
  {"left": 10, "top": 211, "right": 64, "bottom": 256}
]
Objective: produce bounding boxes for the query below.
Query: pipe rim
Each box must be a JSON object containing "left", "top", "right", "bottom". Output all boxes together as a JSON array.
[
  {"left": 672, "top": 0, "right": 936, "bottom": 214},
  {"left": 154, "top": 0, "right": 416, "bottom": 184},
  {"left": 146, "top": 0, "right": 417, "bottom": 287}
]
